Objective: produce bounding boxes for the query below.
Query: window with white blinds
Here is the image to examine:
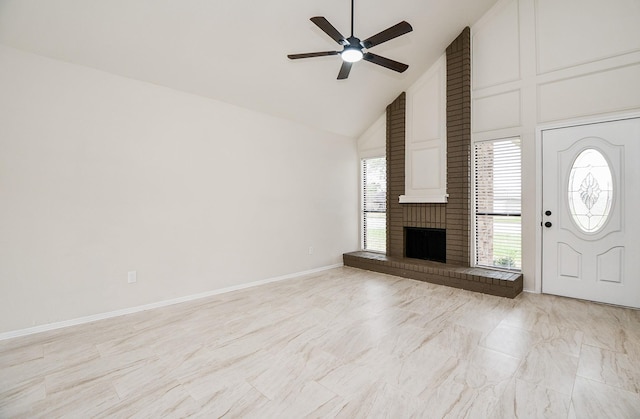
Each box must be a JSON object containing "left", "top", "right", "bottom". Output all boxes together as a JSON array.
[
  {"left": 362, "top": 157, "right": 387, "bottom": 252},
  {"left": 474, "top": 138, "right": 521, "bottom": 270}
]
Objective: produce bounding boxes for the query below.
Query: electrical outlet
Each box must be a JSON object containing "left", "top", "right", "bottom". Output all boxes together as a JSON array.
[
  {"left": 308, "top": 246, "right": 314, "bottom": 255},
  {"left": 127, "top": 271, "right": 137, "bottom": 283}
]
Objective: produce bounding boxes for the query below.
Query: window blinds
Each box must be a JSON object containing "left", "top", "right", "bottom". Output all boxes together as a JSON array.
[
  {"left": 474, "top": 138, "right": 522, "bottom": 270},
  {"left": 362, "top": 157, "right": 387, "bottom": 252}
]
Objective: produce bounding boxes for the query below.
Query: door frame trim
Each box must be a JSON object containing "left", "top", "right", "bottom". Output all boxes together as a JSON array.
[{"left": 535, "top": 111, "right": 640, "bottom": 294}]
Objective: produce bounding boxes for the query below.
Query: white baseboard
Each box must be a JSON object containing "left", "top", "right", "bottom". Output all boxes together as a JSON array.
[{"left": 0, "top": 263, "right": 343, "bottom": 341}]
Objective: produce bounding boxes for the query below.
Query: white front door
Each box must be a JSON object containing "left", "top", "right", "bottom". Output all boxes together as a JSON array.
[{"left": 542, "top": 118, "right": 640, "bottom": 308}]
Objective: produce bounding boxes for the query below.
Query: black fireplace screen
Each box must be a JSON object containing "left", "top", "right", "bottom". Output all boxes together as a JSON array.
[{"left": 405, "top": 227, "right": 446, "bottom": 263}]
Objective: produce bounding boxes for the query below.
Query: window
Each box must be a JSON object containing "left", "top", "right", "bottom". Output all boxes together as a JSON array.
[
  {"left": 568, "top": 148, "right": 613, "bottom": 233},
  {"left": 362, "top": 157, "right": 387, "bottom": 252},
  {"left": 474, "top": 138, "right": 521, "bottom": 270}
]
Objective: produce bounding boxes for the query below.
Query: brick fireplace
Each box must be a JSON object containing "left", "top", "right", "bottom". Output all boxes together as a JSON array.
[
  {"left": 344, "top": 28, "right": 523, "bottom": 298},
  {"left": 387, "top": 28, "right": 470, "bottom": 266}
]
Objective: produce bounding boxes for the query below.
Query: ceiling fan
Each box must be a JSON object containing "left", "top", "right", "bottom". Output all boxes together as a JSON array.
[{"left": 287, "top": 0, "right": 413, "bottom": 80}]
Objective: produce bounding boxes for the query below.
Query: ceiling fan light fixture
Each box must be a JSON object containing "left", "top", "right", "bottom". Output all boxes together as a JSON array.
[{"left": 341, "top": 47, "right": 363, "bottom": 63}]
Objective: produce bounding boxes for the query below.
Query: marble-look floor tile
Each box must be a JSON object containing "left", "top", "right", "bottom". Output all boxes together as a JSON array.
[
  {"left": 417, "top": 321, "right": 484, "bottom": 359},
  {"left": 51, "top": 318, "right": 138, "bottom": 348},
  {"left": 332, "top": 380, "right": 423, "bottom": 418},
  {"left": 581, "top": 317, "right": 640, "bottom": 354},
  {"left": 517, "top": 344, "right": 579, "bottom": 395},
  {"left": 0, "top": 377, "right": 46, "bottom": 418},
  {"left": 377, "top": 323, "right": 442, "bottom": 359},
  {"left": 449, "top": 299, "right": 515, "bottom": 336},
  {"left": 391, "top": 280, "right": 439, "bottom": 301},
  {"left": 490, "top": 378, "right": 570, "bottom": 419},
  {"left": 587, "top": 302, "right": 637, "bottom": 325},
  {"left": 269, "top": 323, "right": 334, "bottom": 359},
  {"left": 622, "top": 339, "right": 640, "bottom": 362},
  {"left": 0, "top": 348, "right": 99, "bottom": 397},
  {"left": 103, "top": 380, "right": 201, "bottom": 418},
  {"left": 176, "top": 347, "right": 270, "bottom": 398},
  {"left": 397, "top": 294, "right": 459, "bottom": 317},
  {"left": 468, "top": 346, "right": 521, "bottom": 379},
  {"left": 0, "top": 342, "right": 43, "bottom": 369},
  {"left": 392, "top": 347, "right": 460, "bottom": 398},
  {"left": 2, "top": 267, "right": 640, "bottom": 417},
  {"left": 529, "top": 322, "right": 583, "bottom": 358},
  {"left": 258, "top": 380, "right": 342, "bottom": 418},
  {"left": 318, "top": 348, "right": 401, "bottom": 399},
  {"left": 42, "top": 339, "right": 100, "bottom": 362},
  {"left": 548, "top": 297, "right": 593, "bottom": 330},
  {"left": 577, "top": 344, "right": 640, "bottom": 394},
  {"left": 249, "top": 347, "right": 338, "bottom": 400},
  {"left": 111, "top": 356, "right": 181, "bottom": 400},
  {"left": 417, "top": 349, "right": 519, "bottom": 419},
  {"left": 480, "top": 323, "right": 537, "bottom": 359},
  {"left": 179, "top": 364, "right": 249, "bottom": 403},
  {"left": 316, "top": 321, "right": 386, "bottom": 362},
  {"left": 154, "top": 344, "right": 217, "bottom": 381},
  {"left": 194, "top": 379, "right": 270, "bottom": 418},
  {"left": 30, "top": 379, "right": 121, "bottom": 418},
  {"left": 95, "top": 329, "right": 161, "bottom": 359},
  {"left": 43, "top": 349, "right": 152, "bottom": 395},
  {"left": 501, "top": 292, "right": 554, "bottom": 331},
  {"left": 570, "top": 376, "right": 640, "bottom": 419},
  {"left": 0, "top": 358, "right": 48, "bottom": 395}
]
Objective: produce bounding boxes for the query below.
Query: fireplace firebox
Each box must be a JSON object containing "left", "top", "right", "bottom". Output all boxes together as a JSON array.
[{"left": 405, "top": 227, "right": 446, "bottom": 263}]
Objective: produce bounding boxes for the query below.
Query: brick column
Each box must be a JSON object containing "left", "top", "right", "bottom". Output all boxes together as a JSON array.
[
  {"left": 386, "top": 93, "right": 406, "bottom": 257},
  {"left": 445, "top": 27, "right": 471, "bottom": 266}
]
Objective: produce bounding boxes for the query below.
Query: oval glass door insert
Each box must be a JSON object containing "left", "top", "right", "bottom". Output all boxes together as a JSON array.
[{"left": 568, "top": 148, "right": 613, "bottom": 233}]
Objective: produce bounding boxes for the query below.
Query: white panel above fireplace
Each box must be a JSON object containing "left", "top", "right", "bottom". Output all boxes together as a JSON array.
[
  {"left": 400, "top": 54, "right": 448, "bottom": 204},
  {"left": 411, "top": 148, "right": 440, "bottom": 189}
]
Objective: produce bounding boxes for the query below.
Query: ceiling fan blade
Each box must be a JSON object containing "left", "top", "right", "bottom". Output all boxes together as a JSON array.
[
  {"left": 337, "top": 61, "right": 352, "bottom": 80},
  {"left": 310, "top": 16, "right": 347, "bottom": 45},
  {"left": 287, "top": 51, "right": 339, "bottom": 59},
  {"left": 362, "top": 21, "right": 413, "bottom": 48},
  {"left": 363, "top": 53, "right": 409, "bottom": 73}
]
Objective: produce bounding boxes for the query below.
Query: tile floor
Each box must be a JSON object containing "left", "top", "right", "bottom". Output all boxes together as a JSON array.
[{"left": 1, "top": 267, "right": 640, "bottom": 418}]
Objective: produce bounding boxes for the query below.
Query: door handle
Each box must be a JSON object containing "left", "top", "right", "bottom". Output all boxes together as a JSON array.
[{"left": 545, "top": 221, "right": 552, "bottom": 228}]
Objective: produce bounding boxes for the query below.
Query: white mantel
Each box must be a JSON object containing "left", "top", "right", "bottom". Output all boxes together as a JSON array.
[{"left": 399, "top": 194, "right": 448, "bottom": 204}]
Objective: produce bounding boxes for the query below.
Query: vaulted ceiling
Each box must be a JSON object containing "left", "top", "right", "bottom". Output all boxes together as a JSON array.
[{"left": 0, "top": 0, "right": 498, "bottom": 137}]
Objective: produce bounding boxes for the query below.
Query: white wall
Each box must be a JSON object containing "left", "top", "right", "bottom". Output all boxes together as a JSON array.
[
  {"left": 402, "top": 54, "right": 447, "bottom": 204},
  {"left": 472, "top": 0, "right": 640, "bottom": 291},
  {"left": 0, "top": 45, "right": 358, "bottom": 334},
  {"left": 357, "top": 114, "right": 386, "bottom": 159}
]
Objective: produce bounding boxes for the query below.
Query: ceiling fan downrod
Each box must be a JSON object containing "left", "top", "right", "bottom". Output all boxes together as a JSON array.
[{"left": 350, "top": 0, "right": 355, "bottom": 37}]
